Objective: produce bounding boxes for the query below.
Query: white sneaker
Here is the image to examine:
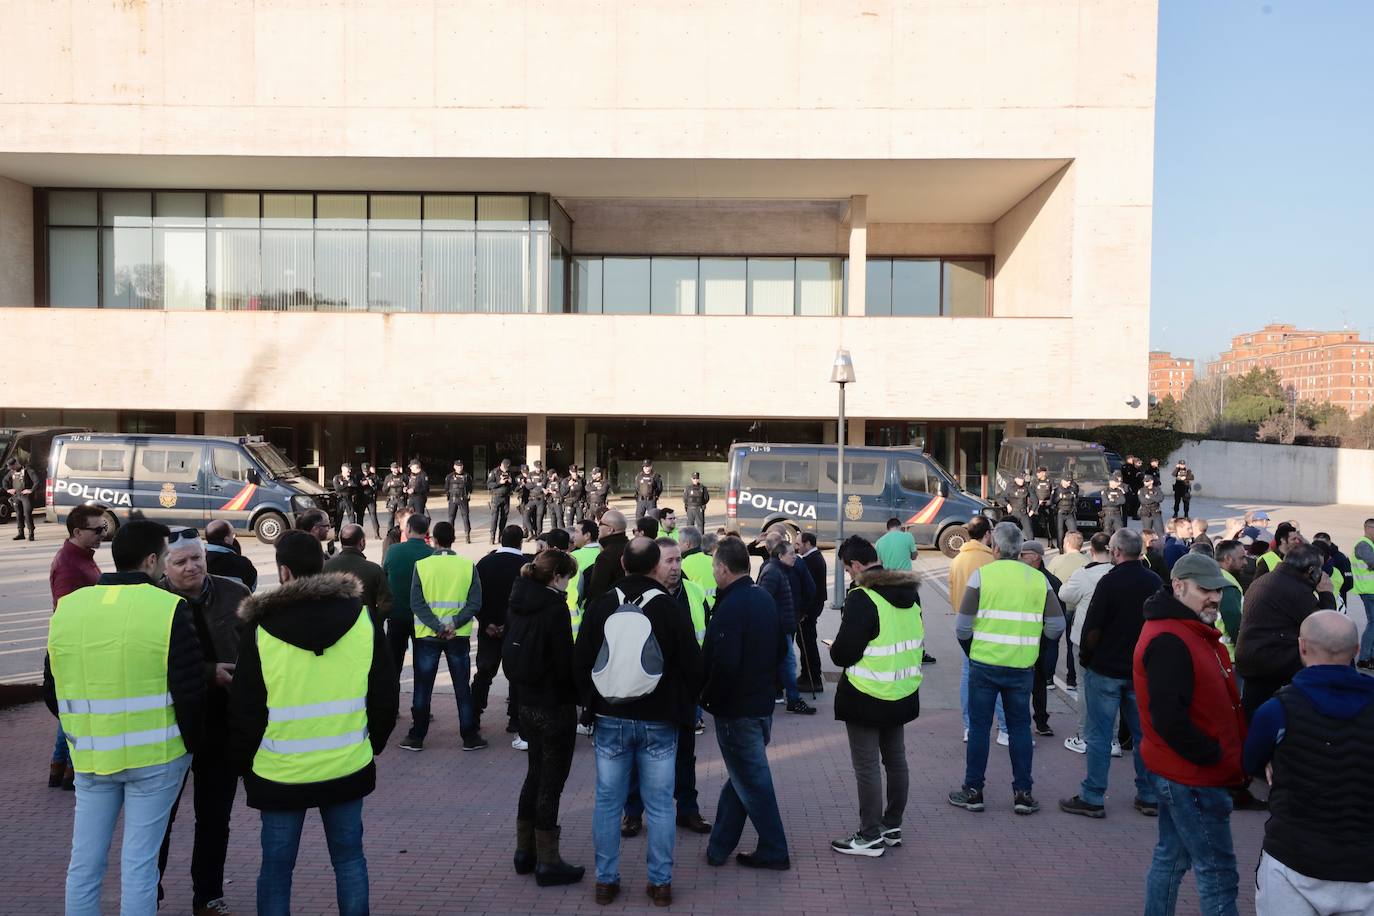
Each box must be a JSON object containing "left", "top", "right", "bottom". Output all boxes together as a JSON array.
[
  {"left": 575, "top": 723, "right": 594, "bottom": 737},
  {"left": 512, "top": 736, "right": 529, "bottom": 751},
  {"left": 831, "top": 832, "right": 886, "bottom": 857},
  {"left": 1064, "top": 735, "right": 1087, "bottom": 754},
  {"left": 1111, "top": 741, "right": 1123, "bottom": 758},
  {"left": 996, "top": 731, "right": 1010, "bottom": 747},
  {"left": 963, "top": 728, "right": 969, "bottom": 743}
]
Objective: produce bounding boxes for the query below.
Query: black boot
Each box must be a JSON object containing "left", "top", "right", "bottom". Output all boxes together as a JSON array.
[
  {"left": 535, "top": 826, "right": 585, "bottom": 887},
  {"left": 514, "top": 819, "right": 536, "bottom": 875}
]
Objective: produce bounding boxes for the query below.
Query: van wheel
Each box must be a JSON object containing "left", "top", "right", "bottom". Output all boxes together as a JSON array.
[
  {"left": 938, "top": 524, "right": 969, "bottom": 558},
  {"left": 100, "top": 510, "right": 119, "bottom": 543},
  {"left": 253, "top": 512, "right": 287, "bottom": 545},
  {"left": 0, "top": 501, "right": 10, "bottom": 524},
  {"left": 767, "top": 521, "right": 800, "bottom": 545}
]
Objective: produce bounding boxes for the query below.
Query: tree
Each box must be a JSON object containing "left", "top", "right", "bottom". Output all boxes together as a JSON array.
[
  {"left": 1149, "top": 394, "right": 1180, "bottom": 429},
  {"left": 1257, "top": 413, "right": 1313, "bottom": 444},
  {"left": 1174, "top": 375, "right": 1225, "bottom": 434},
  {"left": 1227, "top": 367, "right": 1284, "bottom": 402},
  {"left": 1222, "top": 393, "right": 1284, "bottom": 426}
]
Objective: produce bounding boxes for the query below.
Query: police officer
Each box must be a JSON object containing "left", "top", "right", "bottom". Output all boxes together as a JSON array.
[
  {"left": 406, "top": 459, "right": 429, "bottom": 516},
  {"left": 1002, "top": 473, "right": 1033, "bottom": 539},
  {"left": 547, "top": 469, "right": 570, "bottom": 529},
  {"left": 525, "top": 465, "right": 546, "bottom": 537},
  {"left": 382, "top": 461, "right": 407, "bottom": 532},
  {"left": 633, "top": 459, "right": 663, "bottom": 519},
  {"left": 1146, "top": 457, "right": 1164, "bottom": 486},
  {"left": 565, "top": 465, "right": 587, "bottom": 523},
  {"left": 1138, "top": 475, "right": 1165, "bottom": 536},
  {"left": 331, "top": 463, "right": 359, "bottom": 530},
  {"left": 487, "top": 459, "right": 516, "bottom": 545},
  {"left": 586, "top": 467, "right": 611, "bottom": 518},
  {"left": 1121, "top": 455, "right": 1142, "bottom": 518},
  {"left": 357, "top": 462, "right": 381, "bottom": 538},
  {"left": 444, "top": 460, "right": 473, "bottom": 543},
  {"left": 683, "top": 472, "right": 710, "bottom": 531},
  {"left": 1051, "top": 474, "right": 1080, "bottom": 550},
  {"left": 1032, "top": 466, "right": 1054, "bottom": 542},
  {"left": 1101, "top": 473, "right": 1127, "bottom": 536},
  {"left": 3, "top": 457, "right": 36, "bottom": 541},
  {"left": 1171, "top": 459, "right": 1195, "bottom": 519}
]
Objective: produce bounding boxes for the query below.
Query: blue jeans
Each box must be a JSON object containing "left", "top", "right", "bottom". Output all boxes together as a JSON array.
[
  {"left": 258, "top": 798, "right": 369, "bottom": 916},
  {"left": 66, "top": 754, "right": 191, "bottom": 916},
  {"left": 53, "top": 722, "right": 71, "bottom": 765},
  {"left": 707, "top": 715, "right": 789, "bottom": 864},
  {"left": 1080, "top": 669, "right": 1155, "bottom": 806},
  {"left": 409, "top": 637, "right": 477, "bottom": 739},
  {"left": 961, "top": 654, "right": 1006, "bottom": 733},
  {"left": 1359, "top": 595, "right": 1374, "bottom": 662},
  {"left": 778, "top": 638, "right": 800, "bottom": 703},
  {"left": 593, "top": 716, "right": 677, "bottom": 887},
  {"left": 1144, "top": 774, "right": 1239, "bottom": 916},
  {"left": 964, "top": 660, "right": 1033, "bottom": 793}
]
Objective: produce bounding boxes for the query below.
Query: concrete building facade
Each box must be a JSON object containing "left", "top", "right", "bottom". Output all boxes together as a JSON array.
[
  {"left": 1207, "top": 323, "right": 1374, "bottom": 417},
  {"left": 0, "top": 0, "right": 1159, "bottom": 496},
  {"left": 1149, "top": 350, "right": 1194, "bottom": 402}
]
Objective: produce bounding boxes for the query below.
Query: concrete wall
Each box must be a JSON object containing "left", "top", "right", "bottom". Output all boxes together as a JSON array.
[
  {"left": 993, "top": 165, "right": 1074, "bottom": 318},
  {"left": 1167, "top": 440, "right": 1374, "bottom": 507},
  {"left": 0, "top": 175, "right": 33, "bottom": 306}
]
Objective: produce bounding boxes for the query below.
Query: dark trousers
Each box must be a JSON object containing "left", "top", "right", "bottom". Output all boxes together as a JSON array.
[
  {"left": 1242, "top": 673, "right": 1288, "bottom": 724},
  {"left": 355, "top": 498, "right": 379, "bottom": 538},
  {"left": 635, "top": 499, "right": 658, "bottom": 520},
  {"left": 1032, "top": 637, "right": 1056, "bottom": 730},
  {"left": 471, "top": 631, "right": 518, "bottom": 728},
  {"left": 11, "top": 494, "right": 34, "bottom": 534},
  {"left": 1102, "top": 512, "right": 1124, "bottom": 537},
  {"left": 845, "top": 722, "right": 908, "bottom": 840},
  {"left": 157, "top": 741, "right": 239, "bottom": 909},
  {"left": 1172, "top": 492, "right": 1191, "bottom": 518},
  {"left": 518, "top": 704, "right": 577, "bottom": 830},
  {"left": 489, "top": 500, "right": 509, "bottom": 541},
  {"left": 385, "top": 617, "right": 413, "bottom": 676},
  {"left": 795, "top": 612, "right": 823, "bottom": 690},
  {"left": 625, "top": 721, "right": 699, "bottom": 819},
  {"left": 386, "top": 503, "right": 402, "bottom": 533},
  {"left": 408, "top": 496, "right": 427, "bottom": 516},
  {"left": 706, "top": 716, "right": 788, "bottom": 863},
  {"left": 548, "top": 502, "right": 566, "bottom": 529},
  {"left": 1055, "top": 512, "right": 1078, "bottom": 549},
  {"left": 1009, "top": 510, "right": 1033, "bottom": 539},
  {"left": 685, "top": 507, "right": 705, "bottom": 531},
  {"left": 569, "top": 501, "right": 588, "bottom": 525},
  {"left": 408, "top": 637, "right": 478, "bottom": 740},
  {"left": 447, "top": 499, "right": 471, "bottom": 538},
  {"left": 1141, "top": 512, "right": 1164, "bottom": 536}
]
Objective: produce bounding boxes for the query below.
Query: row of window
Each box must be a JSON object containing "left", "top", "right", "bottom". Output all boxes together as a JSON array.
[
  {"left": 58, "top": 442, "right": 250, "bottom": 484},
  {"left": 740, "top": 454, "right": 939, "bottom": 495}
]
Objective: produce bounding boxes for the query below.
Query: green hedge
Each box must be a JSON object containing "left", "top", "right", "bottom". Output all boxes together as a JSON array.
[{"left": 1027, "top": 425, "right": 1200, "bottom": 461}]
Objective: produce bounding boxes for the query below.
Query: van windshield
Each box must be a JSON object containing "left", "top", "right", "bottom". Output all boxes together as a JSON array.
[
  {"left": 1041, "top": 452, "right": 1110, "bottom": 482},
  {"left": 246, "top": 442, "right": 300, "bottom": 480}
]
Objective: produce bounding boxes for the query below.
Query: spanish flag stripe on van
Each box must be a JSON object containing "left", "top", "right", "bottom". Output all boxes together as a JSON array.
[
  {"left": 905, "top": 497, "right": 945, "bottom": 527},
  {"left": 222, "top": 484, "right": 256, "bottom": 512}
]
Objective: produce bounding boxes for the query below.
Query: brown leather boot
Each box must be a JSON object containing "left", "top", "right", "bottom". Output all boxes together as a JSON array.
[{"left": 534, "top": 826, "right": 584, "bottom": 887}]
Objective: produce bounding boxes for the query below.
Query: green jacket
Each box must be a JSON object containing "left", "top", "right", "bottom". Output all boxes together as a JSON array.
[{"left": 382, "top": 538, "right": 433, "bottom": 621}]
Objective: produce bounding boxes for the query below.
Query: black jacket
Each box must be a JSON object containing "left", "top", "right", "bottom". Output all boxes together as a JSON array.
[
  {"left": 162, "top": 573, "right": 250, "bottom": 734},
  {"left": 800, "top": 548, "right": 828, "bottom": 621},
  {"left": 486, "top": 467, "right": 515, "bottom": 504},
  {"left": 756, "top": 559, "right": 798, "bottom": 635},
  {"left": 701, "top": 575, "right": 783, "bottom": 719},
  {"left": 445, "top": 471, "right": 472, "bottom": 500},
  {"left": 1235, "top": 563, "right": 1337, "bottom": 681},
  {"left": 323, "top": 547, "right": 394, "bottom": 625},
  {"left": 829, "top": 568, "right": 922, "bottom": 726},
  {"left": 44, "top": 571, "right": 206, "bottom": 757},
  {"left": 575, "top": 573, "right": 703, "bottom": 727},
  {"left": 1078, "top": 560, "right": 1162, "bottom": 679},
  {"left": 474, "top": 549, "right": 532, "bottom": 629},
  {"left": 503, "top": 575, "right": 577, "bottom": 707},
  {"left": 583, "top": 531, "right": 629, "bottom": 608},
  {"left": 205, "top": 544, "right": 259, "bottom": 592},
  {"left": 1139, "top": 588, "right": 1225, "bottom": 767},
  {"left": 228, "top": 572, "right": 398, "bottom": 811}
]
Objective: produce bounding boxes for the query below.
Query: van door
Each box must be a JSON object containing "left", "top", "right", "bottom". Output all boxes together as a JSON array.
[
  {"left": 207, "top": 445, "right": 259, "bottom": 532},
  {"left": 132, "top": 441, "right": 206, "bottom": 526},
  {"left": 819, "top": 453, "right": 887, "bottom": 538},
  {"left": 893, "top": 457, "right": 945, "bottom": 545}
]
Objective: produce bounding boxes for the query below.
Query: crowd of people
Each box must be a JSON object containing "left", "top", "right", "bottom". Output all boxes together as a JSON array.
[{"left": 28, "top": 454, "right": 1374, "bottom": 915}]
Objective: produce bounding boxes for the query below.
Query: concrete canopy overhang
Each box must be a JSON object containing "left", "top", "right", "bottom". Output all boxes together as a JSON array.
[{"left": 0, "top": 154, "right": 1068, "bottom": 224}]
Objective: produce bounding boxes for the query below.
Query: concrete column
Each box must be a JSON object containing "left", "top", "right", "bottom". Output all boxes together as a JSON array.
[
  {"left": 846, "top": 195, "right": 867, "bottom": 316},
  {"left": 0, "top": 176, "right": 35, "bottom": 306},
  {"left": 174, "top": 411, "right": 196, "bottom": 435},
  {"left": 847, "top": 418, "right": 866, "bottom": 446},
  {"left": 573, "top": 417, "right": 587, "bottom": 469},
  {"left": 203, "top": 411, "right": 234, "bottom": 437},
  {"left": 1004, "top": 418, "right": 1028, "bottom": 438},
  {"left": 821, "top": 420, "right": 837, "bottom": 444},
  {"left": 526, "top": 414, "right": 547, "bottom": 469}
]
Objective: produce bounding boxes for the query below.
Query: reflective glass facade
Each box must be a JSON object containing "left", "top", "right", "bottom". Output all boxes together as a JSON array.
[
  {"left": 572, "top": 256, "right": 846, "bottom": 316},
  {"left": 864, "top": 258, "right": 990, "bottom": 316}
]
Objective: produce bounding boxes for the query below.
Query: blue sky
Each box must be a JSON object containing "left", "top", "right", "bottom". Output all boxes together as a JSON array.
[{"left": 1151, "top": 0, "right": 1374, "bottom": 362}]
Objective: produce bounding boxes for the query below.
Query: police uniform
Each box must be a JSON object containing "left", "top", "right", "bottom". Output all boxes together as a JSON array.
[
  {"left": 357, "top": 466, "right": 380, "bottom": 537},
  {"left": 406, "top": 466, "right": 429, "bottom": 515},
  {"left": 1032, "top": 472, "right": 1054, "bottom": 542},
  {"left": 1101, "top": 478, "right": 1126, "bottom": 536},
  {"left": 382, "top": 467, "right": 407, "bottom": 531},
  {"left": 1137, "top": 480, "right": 1165, "bottom": 535},
  {"left": 524, "top": 468, "right": 546, "bottom": 536},
  {"left": 1002, "top": 478, "right": 1033, "bottom": 539},
  {"left": 634, "top": 464, "right": 663, "bottom": 520},
  {"left": 445, "top": 464, "right": 473, "bottom": 541},
  {"left": 3, "top": 462, "right": 37, "bottom": 540},
  {"left": 486, "top": 464, "right": 515, "bottom": 543},
  {"left": 1052, "top": 479, "right": 1080, "bottom": 549},
  {"left": 547, "top": 473, "right": 568, "bottom": 529},
  {"left": 1171, "top": 462, "right": 1195, "bottom": 518},
  {"left": 586, "top": 472, "right": 611, "bottom": 517},
  {"left": 565, "top": 469, "right": 587, "bottom": 523},
  {"left": 683, "top": 475, "right": 710, "bottom": 531},
  {"left": 330, "top": 470, "right": 359, "bottom": 533}
]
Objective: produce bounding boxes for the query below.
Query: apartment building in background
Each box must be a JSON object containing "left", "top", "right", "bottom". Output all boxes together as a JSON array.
[
  {"left": 0, "top": 0, "right": 1159, "bottom": 499},
  {"left": 1148, "top": 350, "right": 1195, "bottom": 402},
  {"left": 1207, "top": 323, "right": 1374, "bottom": 416}
]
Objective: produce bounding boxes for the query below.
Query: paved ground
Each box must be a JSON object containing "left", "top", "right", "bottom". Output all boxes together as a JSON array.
[{"left": 2, "top": 490, "right": 1369, "bottom": 912}]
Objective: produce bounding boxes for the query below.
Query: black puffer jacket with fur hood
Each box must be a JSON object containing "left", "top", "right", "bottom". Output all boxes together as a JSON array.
[
  {"left": 828, "top": 567, "right": 922, "bottom": 727},
  {"left": 228, "top": 572, "right": 399, "bottom": 811}
]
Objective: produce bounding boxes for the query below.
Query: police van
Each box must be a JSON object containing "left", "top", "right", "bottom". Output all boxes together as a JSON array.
[
  {"left": 0, "top": 426, "right": 91, "bottom": 523},
  {"left": 726, "top": 443, "right": 996, "bottom": 557},
  {"left": 47, "top": 433, "right": 333, "bottom": 544},
  {"left": 994, "top": 436, "right": 1111, "bottom": 528}
]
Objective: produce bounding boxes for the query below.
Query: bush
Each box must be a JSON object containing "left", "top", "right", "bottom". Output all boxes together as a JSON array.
[{"left": 1026, "top": 425, "right": 1199, "bottom": 461}]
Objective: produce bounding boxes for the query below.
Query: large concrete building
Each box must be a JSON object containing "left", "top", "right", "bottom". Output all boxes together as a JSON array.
[
  {"left": 1149, "top": 350, "right": 1194, "bottom": 402},
  {"left": 1207, "top": 323, "right": 1374, "bottom": 417},
  {"left": 0, "top": 0, "right": 1158, "bottom": 497}
]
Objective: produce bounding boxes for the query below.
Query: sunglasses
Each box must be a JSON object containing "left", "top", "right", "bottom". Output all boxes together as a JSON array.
[
  {"left": 80, "top": 524, "right": 108, "bottom": 534},
  {"left": 168, "top": 528, "right": 200, "bottom": 544}
]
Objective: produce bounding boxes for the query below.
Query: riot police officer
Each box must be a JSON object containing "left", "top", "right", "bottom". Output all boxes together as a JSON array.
[
  {"left": 586, "top": 467, "right": 611, "bottom": 517},
  {"left": 1101, "top": 473, "right": 1127, "bottom": 536},
  {"left": 565, "top": 465, "right": 587, "bottom": 522},
  {"left": 445, "top": 459, "right": 473, "bottom": 542},
  {"left": 486, "top": 458, "right": 515, "bottom": 544},
  {"left": 683, "top": 471, "right": 710, "bottom": 531},
  {"left": 546, "top": 468, "right": 567, "bottom": 529},
  {"left": 1138, "top": 475, "right": 1165, "bottom": 536},
  {"left": 3, "top": 458, "right": 36, "bottom": 541},
  {"left": 1171, "top": 459, "right": 1195, "bottom": 518},
  {"left": 330, "top": 463, "right": 359, "bottom": 546},
  {"left": 1051, "top": 474, "right": 1080, "bottom": 550},
  {"left": 382, "top": 461, "right": 407, "bottom": 532},
  {"left": 1146, "top": 457, "right": 1164, "bottom": 485},
  {"left": 633, "top": 459, "right": 663, "bottom": 519},
  {"left": 1032, "top": 466, "right": 1054, "bottom": 541},
  {"left": 1121, "top": 455, "right": 1143, "bottom": 518},
  {"left": 526, "top": 462, "right": 547, "bottom": 536},
  {"left": 1002, "top": 472, "right": 1033, "bottom": 538},
  {"left": 405, "top": 459, "right": 429, "bottom": 515},
  {"left": 357, "top": 462, "right": 381, "bottom": 537}
]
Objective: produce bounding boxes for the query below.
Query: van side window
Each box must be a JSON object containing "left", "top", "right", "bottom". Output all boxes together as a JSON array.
[
  {"left": 60, "top": 445, "right": 130, "bottom": 478},
  {"left": 212, "top": 448, "right": 250, "bottom": 482},
  {"left": 897, "top": 459, "right": 932, "bottom": 494},
  {"left": 820, "top": 459, "right": 885, "bottom": 496},
  {"left": 135, "top": 446, "right": 201, "bottom": 483},
  {"left": 744, "top": 457, "right": 814, "bottom": 488}
]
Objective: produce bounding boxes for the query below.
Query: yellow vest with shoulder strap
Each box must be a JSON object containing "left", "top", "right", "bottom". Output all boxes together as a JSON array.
[
  {"left": 683, "top": 579, "right": 708, "bottom": 646},
  {"left": 970, "top": 560, "right": 1045, "bottom": 669},
  {"left": 49, "top": 583, "right": 186, "bottom": 775},
  {"left": 681, "top": 551, "right": 716, "bottom": 599},
  {"left": 846, "top": 588, "right": 923, "bottom": 700},
  {"left": 568, "top": 544, "right": 601, "bottom": 637},
  {"left": 1330, "top": 567, "right": 1346, "bottom": 609},
  {"left": 1217, "top": 569, "right": 1243, "bottom": 659},
  {"left": 1258, "top": 551, "right": 1281, "bottom": 574},
  {"left": 1352, "top": 537, "right": 1374, "bottom": 595},
  {"left": 413, "top": 553, "right": 475, "bottom": 638},
  {"left": 252, "top": 608, "right": 373, "bottom": 785}
]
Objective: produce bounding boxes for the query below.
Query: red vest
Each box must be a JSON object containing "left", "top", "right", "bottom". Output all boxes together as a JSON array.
[{"left": 1133, "top": 616, "right": 1246, "bottom": 787}]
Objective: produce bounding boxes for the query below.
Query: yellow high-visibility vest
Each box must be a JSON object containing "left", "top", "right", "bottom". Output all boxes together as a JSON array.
[
  {"left": 683, "top": 579, "right": 708, "bottom": 646},
  {"left": 681, "top": 551, "right": 716, "bottom": 600},
  {"left": 1352, "top": 537, "right": 1374, "bottom": 596},
  {"left": 568, "top": 544, "right": 601, "bottom": 637},
  {"left": 846, "top": 588, "right": 923, "bottom": 701},
  {"left": 413, "top": 553, "right": 476, "bottom": 639},
  {"left": 970, "top": 560, "right": 1045, "bottom": 669}
]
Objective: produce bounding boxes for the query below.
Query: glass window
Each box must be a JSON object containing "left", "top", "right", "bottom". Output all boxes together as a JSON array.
[
  {"left": 208, "top": 192, "right": 260, "bottom": 228},
  {"left": 423, "top": 194, "right": 475, "bottom": 229},
  {"left": 154, "top": 192, "right": 205, "bottom": 226},
  {"left": 101, "top": 227, "right": 155, "bottom": 308},
  {"left": 262, "top": 230, "right": 314, "bottom": 310},
  {"left": 48, "top": 190, "right": 97, "bottom": 225},
  {"left": 316, "top": 194, "right": 366, "bottom": 228},
  {"left": 796, "top": 258, "right": 842, "bottom": 316},
  {"left": 135, "top": 446, "right": 201, "bottom": 482},
  {"left": 747, "top": 258, "right": 794, "bottom": 316},
  {"left": 315, "top": 230, "right": 366, "bottom": 311},
  {"left": 476, "top": 231, "right": 529, "bottom": 313},
  {"left": 602, "top": 258, "right": 651, "bottom": 314},
  {"left": 744, "top": 457, "right": 814, "bottom": 488},
  {"left": 573, "top": 257, "right": 603, "bottom": 313},
  {"left": 369, "top": 231, "right": 421, "bottom": 311},
  {"left": 892, "top": 260, "right": 940, "bottom": 316},
  {"left": 477, "top": 195, "right": 529, "bottom": 229},
  {"left": 212, "top": 447, "right": 249, "bottom": 482},
  {"left": 60, "top": 445, "right": 129, "bottom": 477},
  {"left": 865, "top": 258, "right": 892, "bottom": 315},
  {"left": 897, "top": 459, "right": 932, "bottom": 494},
  {"left": 650, "top": 258, "right": 697, "bottom": 315},
  {"left": 207, "top": 228, "right": 260, "bottom": 310},
  {"left": 156, "top": 227, "right": 207, "bottom": 310},
  {"left": 422, "top": 232, "right": 475, "bottom": 312},
  {"left": 549, "top": 239, "right": 567, "bottom": 313},
  {"left": 943, "top": 260, "right": 988, "bottom": 317},
  {"left": 700, "top": 258, "right": 746, "bottom": 315},
  {"left": 820, "top": 459, "right": 886, "bottom": 495},
  {"left": 370, "top": 194, "right": 421, "bottom": 228},
  {"left": 262, "top": 193, "right": 313, "bottom": 229},
  {"left": 48, "top": 228, "right": 98, "bottom": 307},
  {"left": 101, "top": 191, "right": 151, "bottom": 227}
]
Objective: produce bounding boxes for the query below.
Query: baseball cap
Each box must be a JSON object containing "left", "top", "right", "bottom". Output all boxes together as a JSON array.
[
  {"left": 1252, "top": 511, "right": 1271, "bottom": 521},
  {"left": 1019, "top": 540, "right": 1045, "bottom": 557},
  {"left": 691, "top": 471, "right": 701, "bottom": 479},
  {"left": 1170, "top": 553, "right": 1228, "bottom": 590}
]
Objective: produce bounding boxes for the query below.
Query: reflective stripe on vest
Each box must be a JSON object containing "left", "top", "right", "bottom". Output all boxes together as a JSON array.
[
  {"left": 846, "top": 588, "right": 924, "bottom": 700},
  {"left": 253, "top": 608, "right": 373, "bottom": 785},
  {"left": 970, "top": 560, "right": 1044, "bottom": 669},
  {"left": 48, "top": 583, "right": 185, "bottom": 775},
  {"left": 1353, "top": 538, "right": 1374, "bottom": 595},
  {"left": 568, "top": 545, "right": 601, "bottom": 637},
  {"left": 683, "top": 579, "right": 708, "bottom": 645},
  {"left": 413, "top": 553, "right": 476, "bottom": 638},
  {"left": 681, "top": 552, "right": 716, "bottom": 599}
]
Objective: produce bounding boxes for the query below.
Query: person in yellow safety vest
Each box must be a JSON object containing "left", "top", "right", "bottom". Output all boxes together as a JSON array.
[
  {"left": 949, "top": 522, "right": 1065, "bottom": 816},
  {"left": 1254, "top": 521, "right": 1303, "bottom": 582},
  {"left": 567, "top": 520, "right": 602, "bottom": 639},
  {"left": 400, "top": 520, "right": 487, "bottom": 753},
  {"left": 658, "top": 508, "right": 681, "bottom": 542},
  {"left": 827, "top": 535, "right": 922, "bottom": 857},
  {"left": 678, "top": 526, "right": 715, "bottom": 599},
  {"left": 1351, "top": 518, "right": 1374, "bottom": 670},
  {"left": 45, "top": 519, "right": 206, "bottom": 916},
  {"left": 1214, "top": 539, "right": 1248, "bottom": 662},
  {"left": 228, "top": 530, "right": 399, "bottom": 916}
]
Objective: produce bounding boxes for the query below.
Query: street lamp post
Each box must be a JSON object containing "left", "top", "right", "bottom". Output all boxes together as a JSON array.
[{"left": 831, "top": 349, "right": 856, "bottom": 610}]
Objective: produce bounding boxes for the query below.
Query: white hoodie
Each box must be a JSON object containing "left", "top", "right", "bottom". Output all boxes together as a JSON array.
[{"left": 1061, "top": 560, "right": 1113, "bottom": 646}]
